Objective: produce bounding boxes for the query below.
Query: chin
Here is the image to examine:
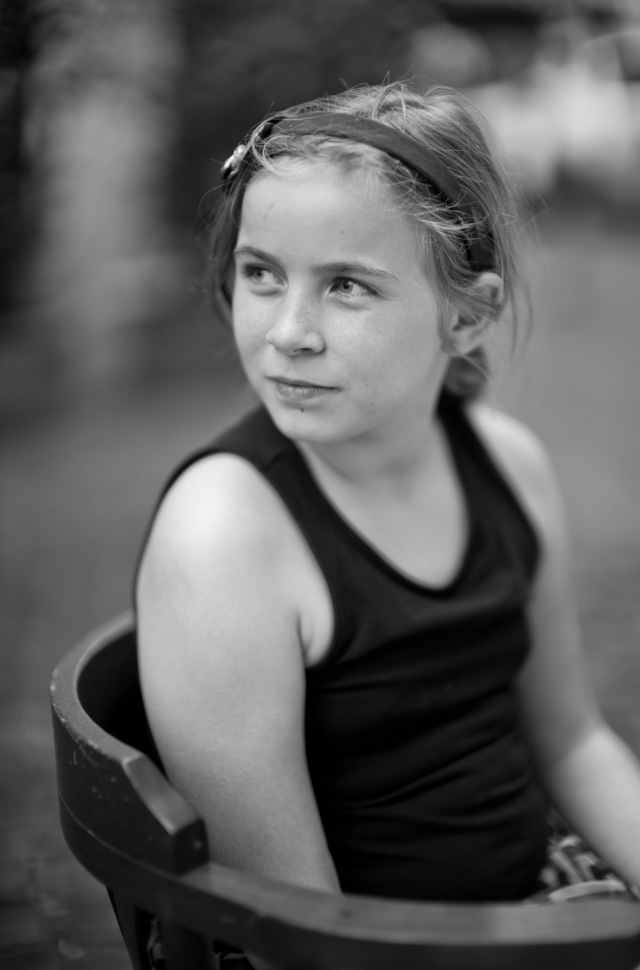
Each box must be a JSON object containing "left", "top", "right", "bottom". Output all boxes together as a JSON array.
[
  {"left": 264, "top": 399, "right": 352, "bottom": 445},
  {"left": 268, "top": 406, "right": 332, "bottom": 443}
]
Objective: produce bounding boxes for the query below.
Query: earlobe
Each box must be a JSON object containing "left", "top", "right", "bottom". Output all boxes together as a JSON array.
[{"left": 449, "top": 314, "right": 490, "bottom": 357}]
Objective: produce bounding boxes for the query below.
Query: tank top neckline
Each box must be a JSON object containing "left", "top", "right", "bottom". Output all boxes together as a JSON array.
[{"left": 277, "top": 394, "right": 479, "bottom": 597}]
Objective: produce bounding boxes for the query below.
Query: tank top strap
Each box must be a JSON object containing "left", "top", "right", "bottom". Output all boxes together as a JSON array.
[{"left": 438, "top": 392, "right": 540, "bottom": 582}]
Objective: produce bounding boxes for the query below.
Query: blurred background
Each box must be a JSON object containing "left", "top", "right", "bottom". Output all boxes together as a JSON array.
[{"left": 1, "top": 0, "right": 640, "bottom": 965}]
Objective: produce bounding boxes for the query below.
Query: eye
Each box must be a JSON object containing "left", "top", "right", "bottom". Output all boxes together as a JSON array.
[
  {"left": 239, "top": 264, "right": 282, "bottom": 289},
  {"left": 332, "top": 277, "right": 377, "bottom": 300}
]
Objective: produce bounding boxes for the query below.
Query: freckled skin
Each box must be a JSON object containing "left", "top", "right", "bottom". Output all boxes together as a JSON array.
[{"left": 231, "top": 163, "right": 450, "bottom": 448}]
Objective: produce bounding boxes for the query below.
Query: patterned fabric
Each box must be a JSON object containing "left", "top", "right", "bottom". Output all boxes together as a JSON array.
[
  {"left": 529, "top": 828, "right": 640, "bottom": 904},
  {"left": 146, "top": 918, "right": 163, "bottom": 967},
  {"left": 146, "top": 923, "right": 255, "bottom": 968},
  {"left": 215, "top": 953, "right": 253, "bottom": 969}
]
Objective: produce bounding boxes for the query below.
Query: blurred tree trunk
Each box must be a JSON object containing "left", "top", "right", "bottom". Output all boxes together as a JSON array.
[
  {"left": 25, "top": 0, "right": 187, "bottom": 382},
  {"left": 0, "top": 0, "right": 29, "bottom": 320}
]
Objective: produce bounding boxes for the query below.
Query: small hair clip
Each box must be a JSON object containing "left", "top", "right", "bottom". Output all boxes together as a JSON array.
[
  {"left": 221, "top": 142, "right": 249, "bottom": 182},
  {"left": 220, "top": 117, "right": 283, "bottom": 186}
]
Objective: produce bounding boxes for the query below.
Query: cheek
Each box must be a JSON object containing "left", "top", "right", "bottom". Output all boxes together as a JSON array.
[
  {"left": 231, "top": 297, "right": 265, "bottom": 354},
  {"left": 367, "top": 312, "right": 442, "bottom": 373},
  {"left": 342, "top": 332, "right": 425, "bottom": 400}
]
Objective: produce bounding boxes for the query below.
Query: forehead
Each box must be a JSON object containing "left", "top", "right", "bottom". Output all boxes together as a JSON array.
[{"left": 237, "top": 161, "right": 423, "bottom": 268}]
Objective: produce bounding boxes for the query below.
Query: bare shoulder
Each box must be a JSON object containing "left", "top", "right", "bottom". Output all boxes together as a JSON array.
[
  {"left": 137, "top": 451, "right": 332, "bottom": 666},
  {"left": 466, "top": 402, "right": 564, "bottom": 539},
  {"left": 140, "top": 452, "right": 291, "bottom": 583},
  {"left": 136, "top": 454, "right": 291, "bottom": 662}
]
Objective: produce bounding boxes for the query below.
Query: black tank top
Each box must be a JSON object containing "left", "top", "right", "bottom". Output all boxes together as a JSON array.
[{"left": 158, "top": 392, "right": 549, "bottom": 902}]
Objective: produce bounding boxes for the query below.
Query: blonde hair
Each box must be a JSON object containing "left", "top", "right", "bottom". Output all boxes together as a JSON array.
[{"left": 208, "top": 81, "right": 528, "bottom": 398}]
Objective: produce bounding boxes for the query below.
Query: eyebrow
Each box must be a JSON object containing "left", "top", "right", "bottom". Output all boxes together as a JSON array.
[{"left": 233, "top": 246, "right": 398, "bottom": 282}]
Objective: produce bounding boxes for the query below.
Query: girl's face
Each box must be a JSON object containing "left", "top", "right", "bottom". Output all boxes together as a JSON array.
[{"left": 231, "top": 161, "right": 450, "bottom": 446}]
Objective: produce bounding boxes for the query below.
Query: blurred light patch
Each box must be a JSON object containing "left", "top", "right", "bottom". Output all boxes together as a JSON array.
[
  {"left": 468, "top": 11, "right": 640, "bottom": 200},
  {"left": 23, "top": 6, "right": 190, "bottom": 383}
]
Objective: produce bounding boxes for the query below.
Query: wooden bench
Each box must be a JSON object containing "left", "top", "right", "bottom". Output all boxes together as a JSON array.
[{"left": 50, "top": 613, "right": 640, "bottom": 969}]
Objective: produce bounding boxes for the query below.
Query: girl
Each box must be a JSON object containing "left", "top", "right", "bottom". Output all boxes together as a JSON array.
[{"left": 136, "top": 83, "right": 640, "bottom": 918}]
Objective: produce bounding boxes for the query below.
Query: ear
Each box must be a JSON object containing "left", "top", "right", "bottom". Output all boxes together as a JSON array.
[{"left": 448, "top": 272, "right": 504, "bottom": 356}]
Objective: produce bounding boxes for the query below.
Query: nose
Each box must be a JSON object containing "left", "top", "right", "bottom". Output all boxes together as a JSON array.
[{"left": 265, "top": 291, "right": 325, "bottom": 356}]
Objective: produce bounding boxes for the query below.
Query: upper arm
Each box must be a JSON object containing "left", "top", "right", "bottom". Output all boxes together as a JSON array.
[
  {"left": 136, "top": 455, "right": 339, "bottom": 891},
  {"left": 469, "top": 405, "right": 602, "bottom": 769}
]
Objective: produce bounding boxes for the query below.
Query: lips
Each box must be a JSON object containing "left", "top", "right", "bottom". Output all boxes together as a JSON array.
[
  {"left": 268, "top": 376, "right": 338, "bottom": 402},
  {"left": 269, "top": 376, "right": 336, "bottom": 390}
]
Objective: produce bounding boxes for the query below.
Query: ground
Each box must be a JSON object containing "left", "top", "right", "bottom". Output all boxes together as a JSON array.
[{"left": 1, "top": 206, "right": 639, "bottom": 967}]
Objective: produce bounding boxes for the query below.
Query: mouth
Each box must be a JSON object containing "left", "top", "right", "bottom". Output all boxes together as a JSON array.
[
  {"left": 268, "top": 376, "right": 338, "bottom": 402},
  {"left": 270, "top": 377, "right": 336, "bottom": 390}
]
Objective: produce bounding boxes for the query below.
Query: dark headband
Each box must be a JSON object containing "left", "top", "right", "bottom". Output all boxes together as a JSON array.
[{"left": 221, "top": 112, "right": 494, "bottom": 273}]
